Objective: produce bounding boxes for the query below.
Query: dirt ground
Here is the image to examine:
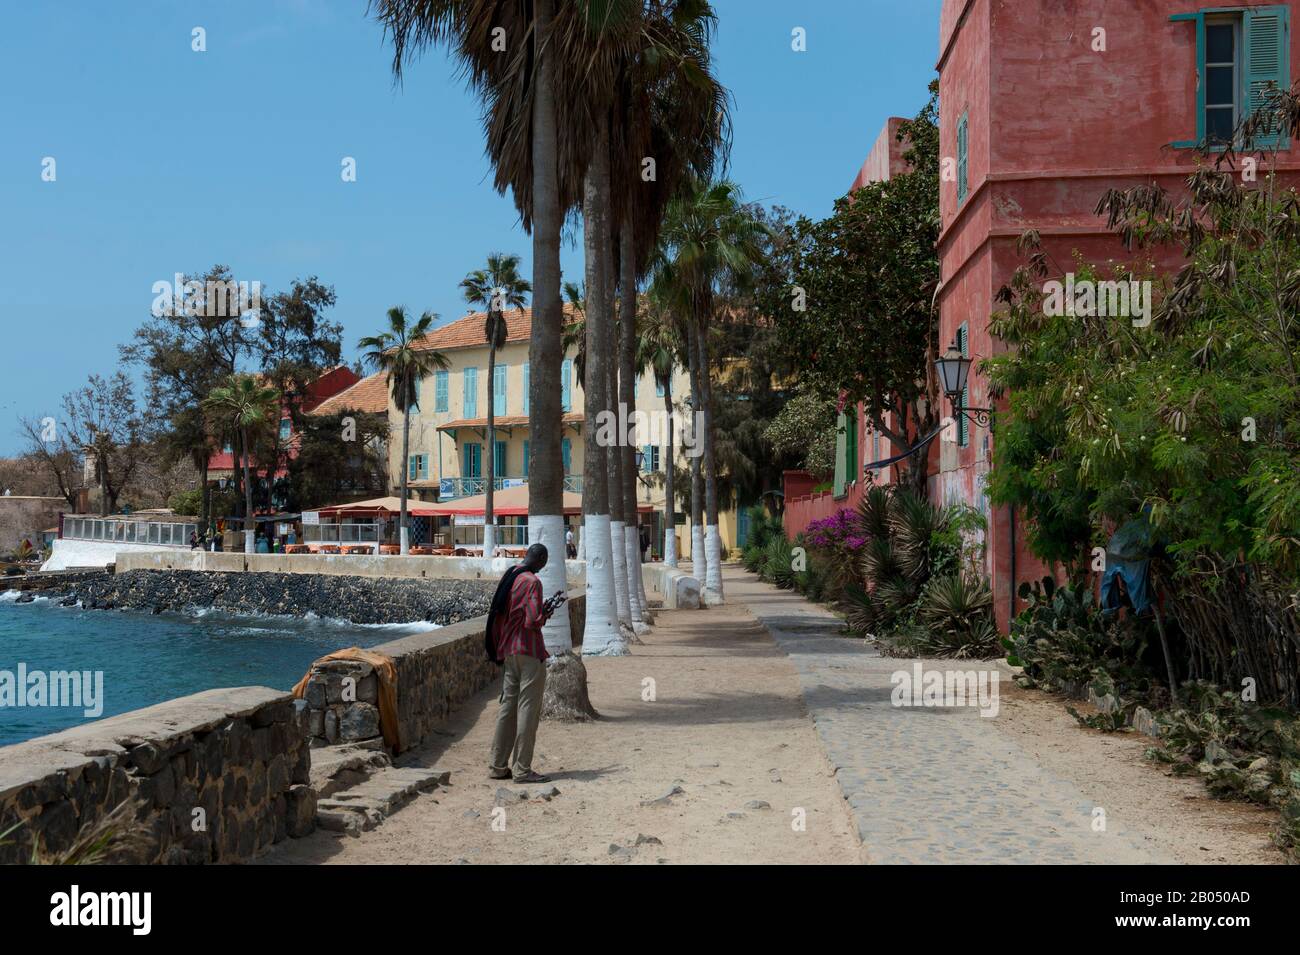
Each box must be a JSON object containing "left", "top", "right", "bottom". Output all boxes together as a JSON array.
[
  {"left": 992, "top": 681, "right": 1285, "bottom": 865},
  {"left": 259, "top": 600, "right": 861, "bottom": 865}
]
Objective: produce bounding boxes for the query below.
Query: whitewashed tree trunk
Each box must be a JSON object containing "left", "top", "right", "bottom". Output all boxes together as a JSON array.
[
  {"left": 483, "top": 522, "right": 496, "bottom": 560},
  {"left": 581, "top": 514, "right": 624, "bottom": 655},
  {"left": 532, "top": 514, "right": 571, "bottom": 654},
  {"left": 704, "top": 525, "right": 724, "bottom": 605},
  {"left": 625, "top": 524, "right": 649, "bottom": 632}
]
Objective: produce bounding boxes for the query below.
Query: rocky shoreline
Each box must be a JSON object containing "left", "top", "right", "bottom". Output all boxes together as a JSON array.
[{"left": 5, "top": 569, "right": 495, "bottom": 626}]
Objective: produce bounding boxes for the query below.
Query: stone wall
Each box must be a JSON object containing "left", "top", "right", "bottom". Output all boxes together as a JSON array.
[
  {"left": 0, "top": 496, "right": 63, "bottom": 555},
  {"left": 0, "top": 687, "right": 314, "bottom": 865},
  {"left": 60, "top": 569, "right": 495, "bottom": 626},
  {"left": 115, "top": 549, "right": 587, "bottom": 588},
  {"left": 641, "top": 563, "right": 700, "bottom": 610},
  {"left": 301, "top": 594, "right": 586, "bottom": 752}
]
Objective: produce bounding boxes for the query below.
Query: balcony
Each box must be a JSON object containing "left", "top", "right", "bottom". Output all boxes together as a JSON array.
[{"left": 435, "top": 474, "right": 584, "bottom": 499}]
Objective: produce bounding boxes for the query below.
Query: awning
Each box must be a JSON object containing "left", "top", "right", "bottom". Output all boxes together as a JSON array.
[
  {"left": 427, "top": 483, "right": 655, "bottom": 517},
  {"left": 314, "top": 496, "right": 440, "bottom": 518}
]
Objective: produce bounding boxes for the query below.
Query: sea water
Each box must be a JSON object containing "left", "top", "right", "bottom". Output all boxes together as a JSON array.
[{"left": 0, "top": 590, "right": 434, "bottom": 746}]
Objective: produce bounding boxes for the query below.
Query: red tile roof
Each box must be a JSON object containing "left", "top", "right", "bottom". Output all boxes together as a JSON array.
[
  {"left": 309, "top": 372, "right": 390, "bottom": 416},
  {"left": 412, "top": 304, "right": 580, "bottom": 353}
]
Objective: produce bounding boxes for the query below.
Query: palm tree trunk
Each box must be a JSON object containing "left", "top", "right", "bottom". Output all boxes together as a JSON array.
[
  {"left": 579, "top": 125, "right": 623, "bottom": 656},
  {"left": 695, "top": 308, "right": 724, "bottom": 603},
  {"left": 485, "top": 333, "right": 497, "bottom": 559},
  {"left": 604, "top": 225, "right": 632, "bottom": 631},
  {"left": 528, "top": 0, "right": 572, "bottom": 654},
  {"left": 686, "top": 322, "right": 707, "bottom": 588},
  {"left": 399, "top": 386, "right": 411, "bottom": 555},
  {"left": 241, "top": 425, "right": 255, "bottom": 554},
  {"left": 663, "top": 389, "right": 678, "bottom": 566},
  {"left": 618, "top": 215, "right": 648, "bottom": 629}
]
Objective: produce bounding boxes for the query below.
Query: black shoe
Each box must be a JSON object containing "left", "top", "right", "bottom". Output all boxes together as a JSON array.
[
  {"left": 489, "top": 768, "right": 511, "bottom": 780},
  {"left": 513, "top": 771, "right": 551, "bottom": 784}
]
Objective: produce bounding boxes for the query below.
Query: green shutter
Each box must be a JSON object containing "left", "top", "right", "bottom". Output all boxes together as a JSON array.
[
  {"left": 832, "top": 412, "right": 847, "bottom": 497},
  {"left": 1244, "top": 6, "right": 1290, "bottom": 149},
  {"left": 523, "top": 439, "right": 530, "bottom": 476},
  {"left": 560, "top": 360, "right": 572, "bottom": 412},
  {"left": 561, "top": 438, "right": 571, "bottom": 474}
]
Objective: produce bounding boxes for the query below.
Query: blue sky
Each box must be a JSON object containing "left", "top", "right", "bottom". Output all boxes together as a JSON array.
[{"left": 0, "top": 0, "right": 942, "bottom": 455}]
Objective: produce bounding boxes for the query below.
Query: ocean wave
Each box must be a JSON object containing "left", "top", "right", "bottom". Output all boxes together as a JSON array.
[{"left": 0, "top": 590, "right": 19, "bottom": 603}]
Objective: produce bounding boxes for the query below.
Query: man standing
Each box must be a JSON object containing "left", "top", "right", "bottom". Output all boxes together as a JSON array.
[
  {"left": 488, "top": 543, "right": 556, "bottom": 784},
  {"left": 565, "top": 526, "right": 576, "bottom": 559}
]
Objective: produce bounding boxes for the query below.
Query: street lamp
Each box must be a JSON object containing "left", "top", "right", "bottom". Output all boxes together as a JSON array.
[{"left": 935, "top": 341, "right": 992, "bottom": 428}]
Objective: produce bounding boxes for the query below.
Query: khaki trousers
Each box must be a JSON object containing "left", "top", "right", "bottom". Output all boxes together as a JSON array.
[{"left": 489, "top": 654, "right": 547, "bottom": 779}]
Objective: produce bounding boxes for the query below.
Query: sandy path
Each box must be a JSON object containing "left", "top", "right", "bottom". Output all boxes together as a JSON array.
[
  {"left": 260, "top": 596, "right": 860, "bottom": 865},
  {"left": 992, "top": 682, "right": 1284, "bottom": 865}
]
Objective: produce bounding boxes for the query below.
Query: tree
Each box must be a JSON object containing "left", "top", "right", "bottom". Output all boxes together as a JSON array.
[
  {"left": 654, "top": 177, "right": 770, "bottom": 602},
  {"left": 637, "top": 289, "right": 687, "bottom": 565},
  {"left": 461, "top": 253, "right": 531, "bottom": 558},
  {"left": 358, "top": 307, "right": 449, "bottom": 555},
  {"left": 768, "top": 85, "right": 941, "bottom": 496},
  {"left": 16, "top": 418, "right": 82, "bottom": 511},
  {"left": 57, "top": 374, "right": 149, "bottom": 516},
  {"left": 764, "top": 389, "right": 838, "bottom": 480},
  {"left": 203, "top": 374, "right": 280, "bottom": 553}
]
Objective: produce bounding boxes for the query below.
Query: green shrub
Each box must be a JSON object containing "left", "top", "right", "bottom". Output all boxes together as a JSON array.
[{"left": 916, "top": 573, "right": 999, "bottom": 658}]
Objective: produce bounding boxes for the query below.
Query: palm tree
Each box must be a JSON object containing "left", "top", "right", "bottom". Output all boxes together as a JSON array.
[
  {"left": 461, "top": 253, "right": 531, "bottom": 559},
  {"left": 654, "top": 177, "right": 769, "bottom": 603},
  {"left": 637, "top": 290, "right": 685, "bottom": 566},
  {"left": 358, "top": 306, "right": 448, "bottom": 555},
  {"left": 203, "top": 374, "right": 280, "bottom": 553}
]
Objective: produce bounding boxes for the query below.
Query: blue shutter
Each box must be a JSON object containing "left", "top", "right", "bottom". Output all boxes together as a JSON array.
[
  {"left": 1244, "top": 6, "right": 1290, "bottom": 149},
  {"left": 561, "top": 438, "right": 571, "bottom": 474},
  {"left": 463, "top": 368, "right": 477, "bottom": 417},
  {"left": 561, "top": 360, "right": 572, "bottom": 412},
  {"left": 655, "top": 378, "right": 665, "bottom": 398},
  {"left": 494, "top": 441, "right": 507, "bottom": 478},
  {"left": 493, "top": 364, "right": 507, "bottom": 416},
  {"left": 523, "top": 439, "right": 530, "bottom": 477},
  {"left": 522, "top": 363, "right": 530, "bottom": 414},
  {"left": 435, "top": 370, "right": 448, "bottom": 412},
  {"left": 642, "top": 445, "right": 652, "bottom": 472}
]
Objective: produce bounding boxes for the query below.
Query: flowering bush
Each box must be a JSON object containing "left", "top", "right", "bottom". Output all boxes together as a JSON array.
[{"left": 804, "top": 509, "right": 865, "bottom": 554}]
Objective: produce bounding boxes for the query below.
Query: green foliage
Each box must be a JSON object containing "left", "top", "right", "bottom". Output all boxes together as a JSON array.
[
  {"left": 843, "top": 485, "right": 998, "bottom": 658},
  {"left": 765, "top": 83, "right": 940, "bottom": 487},
  {"left": 1148, "top": 681, "right": 1300, "bottom": 856},
  {"left": 761, "top": 534, "right": 796, "bottom": 589},
  {"left": 168, "top": 488, "right": 202, "bottom": 516},
  {"left": 763, "top": 389, "right": 837, "bottom": 479},
  {"left": 1003, "top": 577, "right": 1154, "bottom": 699}
]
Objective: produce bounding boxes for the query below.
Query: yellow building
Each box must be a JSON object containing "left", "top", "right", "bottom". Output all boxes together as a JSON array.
[{"left": 376, "top": 306, "right": 738, "bottom": 559}]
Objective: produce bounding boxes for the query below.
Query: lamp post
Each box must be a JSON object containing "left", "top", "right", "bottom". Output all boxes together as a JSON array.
[{"left": 935, "top": 341, "right": 992, "bottom": 429}]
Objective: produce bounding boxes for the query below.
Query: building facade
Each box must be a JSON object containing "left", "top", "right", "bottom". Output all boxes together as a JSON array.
[
  {"left": 937, "top": 0, "right": 1299, "bottom": 628},
  {"left": 388, "top": 307, "right": 737, "bottom": 559}
]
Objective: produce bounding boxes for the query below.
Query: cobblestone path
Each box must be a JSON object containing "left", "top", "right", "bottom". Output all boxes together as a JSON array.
[{"left": 724, "top": 566, "right": 1175, "bottom": 864}]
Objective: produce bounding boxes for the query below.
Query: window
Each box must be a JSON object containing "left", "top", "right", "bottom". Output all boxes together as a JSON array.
[
  {"left": 522, "top": 363, "right": 530, "bottom": 414},
  {"left": 523, "top": 439, "right": 530, "bottom": 476},
  {"left": 463, "top": 367, "right": 478, "bottom": 417},
  {"left": 412, "top": 374, "right": 421, "bottom": 410},
  {"left": 279, "top": 418, "right": 291, "bottom": 440},
  {"left": 494, "top": 440, "right": 507, "bottom": 478},
  {"left": 407, "top": 454, "right": 428, "bottom": 481},
  {"left": 560, "top": 360, "right": 572, "bottom": 412},
  {"left": 462, "top": 443, "right": 481, "bottom": 478},
  {"left": 1172, "top": 7, "right": 1290, "bottom": 149},
  {"left": 434, "top": 369, "right": 449, "bottom": 412},
  {"left": 956, "top": 111, "right": 969, "bottom": 206},
  {"left": 642, "top": 445, "right": 660, "bottom": 472},
  {"left": 561, "top": 438, "right": 571, "bottom": 475},
  {"left": 493, "top": 364, "right": 507, "bottom": 416},
  {"left": 956, "top": 323, "right": 970, "bottom": 448},
  {"left": 656, "top": 378, "right": 666, "bottom": 398}
]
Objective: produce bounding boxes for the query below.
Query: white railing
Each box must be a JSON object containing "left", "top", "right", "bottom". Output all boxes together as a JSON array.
[
  {"left": 302, "top": 521, "right": 382, "bottom": 544},
  {"left": 61, "top": 516, "right": 199, "bottom": 547}
]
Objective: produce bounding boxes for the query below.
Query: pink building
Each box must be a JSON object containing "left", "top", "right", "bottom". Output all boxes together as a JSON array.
[{"left": 937, "top": 0, "right": 1299, "bottom": 628}]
